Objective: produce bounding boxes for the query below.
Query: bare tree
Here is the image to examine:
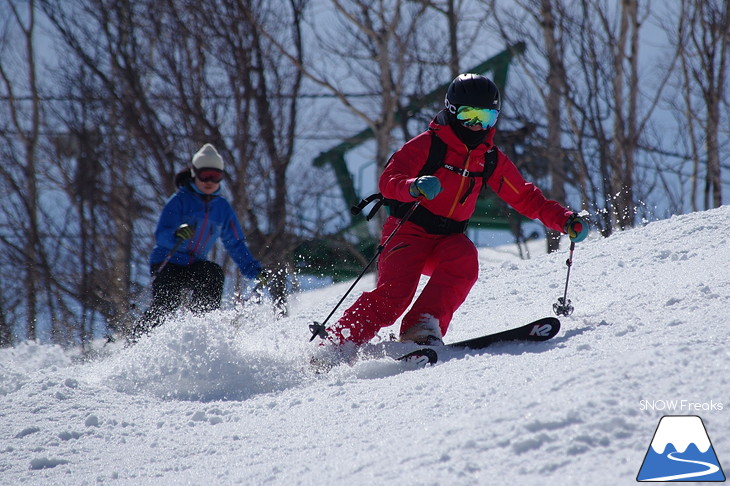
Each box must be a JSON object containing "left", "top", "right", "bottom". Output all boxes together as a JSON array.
[
  {"left": 311, "top": 0, "right": 436, "bottom": 174},
  {"left": 538, "top": 0, "right": 569, "bottom": 252},
  {"left": 39, "top": 0, "right": 170, "bottom": 343},
  {"left": 194, "top": 0, "right": 308, "bottom": 313},
  {"left": 675, "top": 0, "right": 728, "bottom": 210},
  {"left": 0, "top": 0, "right": 43, "bottom": 342},
  {"left": 38, "top": 0, "right": 311, "bottom": 330},
  {"left": 413, "top": 0, "right": 475, "bottom": 78},
  {"left": 489, "top": 0, "right": 583, "bottom": 249},
  {"left": 255, "top": 0, "right": 469, "bottom": 183},
  {"left": 493, "top": 0, "right": 681, "bottom": 236}
]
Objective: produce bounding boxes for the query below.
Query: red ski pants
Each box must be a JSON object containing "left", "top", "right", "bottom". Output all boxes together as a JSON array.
[{"left": 328, "top": 217, "right": 479, "bottom": 345}]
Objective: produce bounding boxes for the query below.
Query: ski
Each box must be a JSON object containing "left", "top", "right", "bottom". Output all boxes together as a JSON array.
[
  {"left": 397, "top": 317, "right": 561, "bottom": 362},
  {"left": 311, "top": 346, "right": 438, "bottom": 373},
  {"left": 449, "top": 317, "right": 561, "bottom": 349},
  {"left": 396, "top": 348, "right": 438, "bottom": 366}
]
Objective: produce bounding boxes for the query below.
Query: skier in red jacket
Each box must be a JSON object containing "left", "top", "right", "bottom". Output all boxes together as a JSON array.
[{"left": 327, "top": 73, "right": 588, "bottom": 347}]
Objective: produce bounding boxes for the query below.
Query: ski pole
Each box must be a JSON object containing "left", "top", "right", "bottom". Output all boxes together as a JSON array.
[
  {"left": 553, "top": 241, "right": 575, "bottom": 316},
  {"left": 124, "top": 237, "right": 187, "bottom": 342},
  {"left": 153, "top": 237, "right": 186, "bottom": 280},
  {"left": 309, "top": 198, "right": 423, "bottom": 341}
]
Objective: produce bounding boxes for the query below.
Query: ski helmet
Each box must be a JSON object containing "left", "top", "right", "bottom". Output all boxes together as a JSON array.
[{"left": 445, "top": 73, "right": 501, "bottom": 112}]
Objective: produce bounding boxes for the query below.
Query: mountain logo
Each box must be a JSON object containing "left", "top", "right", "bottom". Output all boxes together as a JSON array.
[{"left": 637, "top": 415, "right": 726, "bottom": 482}]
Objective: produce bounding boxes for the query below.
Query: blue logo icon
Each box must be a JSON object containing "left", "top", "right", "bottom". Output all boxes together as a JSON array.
[{"left": 637, "top": 415, "right": 725, "bottom": 482}]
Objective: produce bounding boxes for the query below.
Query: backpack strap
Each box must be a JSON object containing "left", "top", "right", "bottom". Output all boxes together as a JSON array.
[
  {"left": 440, "top": 147, "right": 497, "bottom": 181},
  {"left": 483, "top": 148, "right": 498, "bottom": 185},
  {"left": 350, "top": 193, "right": 385, "bottom": 221},
  {"left": 417, "top": 130, "right": 447, "bottom": 176}
]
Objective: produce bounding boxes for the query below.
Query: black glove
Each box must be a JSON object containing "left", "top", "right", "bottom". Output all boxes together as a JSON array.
[{"left": 174, "top": 223, "right": 195, "bottom": 241}]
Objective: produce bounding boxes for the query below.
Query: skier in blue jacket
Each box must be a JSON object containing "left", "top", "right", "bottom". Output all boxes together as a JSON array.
[{"left": 132, "top": 143, "right": 263, "bottom": 339}]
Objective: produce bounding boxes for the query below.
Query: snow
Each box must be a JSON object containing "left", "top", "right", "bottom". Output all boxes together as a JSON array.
[{"left": 1, "top": 206, "right": 729, "bottom": 485}]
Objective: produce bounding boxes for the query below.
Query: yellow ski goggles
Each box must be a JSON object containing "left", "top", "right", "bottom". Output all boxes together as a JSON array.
[{"left": 456, "top": 106, "right": 499, "bottom": 130}]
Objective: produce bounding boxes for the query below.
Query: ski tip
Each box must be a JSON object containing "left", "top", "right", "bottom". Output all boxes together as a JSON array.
[
  {"left": 397, "top": 348, "right": 438, "bottom": 366},
  {"left": 529, "top": 317, "right": 561, "bottom": 340}
]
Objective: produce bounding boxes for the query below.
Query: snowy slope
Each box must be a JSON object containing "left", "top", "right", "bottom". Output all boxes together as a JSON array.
[{"left": 1, "top": 206, "right": 729, "bottom": 486}]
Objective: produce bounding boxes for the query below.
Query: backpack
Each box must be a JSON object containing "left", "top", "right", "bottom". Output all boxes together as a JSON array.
[{"left": 351, "top": 130, "right": 498, "bottom": 235}]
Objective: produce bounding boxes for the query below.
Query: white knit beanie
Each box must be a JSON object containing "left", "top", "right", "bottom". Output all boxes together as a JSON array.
[{"left": 191, "top": 143, "right": 224, "bottom": 172}]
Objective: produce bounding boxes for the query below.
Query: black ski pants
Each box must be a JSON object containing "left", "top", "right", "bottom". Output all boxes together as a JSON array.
[{"left": 138, "top": 260, "right": 224, "bottom": 332}]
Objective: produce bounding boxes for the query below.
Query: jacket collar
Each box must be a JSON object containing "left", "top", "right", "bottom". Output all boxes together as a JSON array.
[
  {"left": 429, "top": 109, "right": 495, "bottom": 153},
  {"left": 182, "top": 183, "right": 220, "bottom": 202}
]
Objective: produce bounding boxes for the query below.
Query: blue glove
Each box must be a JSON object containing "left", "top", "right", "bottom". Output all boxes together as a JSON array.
[
  {"left": 409, "top": 176, "right": 443, "bottom": 200},
  {"left": 564, "top": 213, "right": 589, "bottom": 242}
]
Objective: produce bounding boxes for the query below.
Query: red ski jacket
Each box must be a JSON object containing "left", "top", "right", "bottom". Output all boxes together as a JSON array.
[{"left": 380, "top": 112, "right": 572, "bottom": 234}]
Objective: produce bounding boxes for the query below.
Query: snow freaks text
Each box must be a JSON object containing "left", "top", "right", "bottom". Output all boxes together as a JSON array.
[{"left": 639, "top": 400, "right": 724, "bottom": 412}]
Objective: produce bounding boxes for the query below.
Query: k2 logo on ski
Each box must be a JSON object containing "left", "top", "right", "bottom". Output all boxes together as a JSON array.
[
  {"left": 529, "top": 324, "right": 553, "bottom": 337},
  {"left": 637, "top": 415, "right": 726, "bottom": 482}
]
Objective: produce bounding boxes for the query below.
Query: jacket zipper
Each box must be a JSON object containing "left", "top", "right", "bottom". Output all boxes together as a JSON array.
[
  {"left": 190, "top": 201, "right": 210, "bottom": 264},
  {"left": 459, "top": 179, "right": 475, "bottom": 204},
  {"left": 446, "top": 149, "right": 472, "bottom": 218}
]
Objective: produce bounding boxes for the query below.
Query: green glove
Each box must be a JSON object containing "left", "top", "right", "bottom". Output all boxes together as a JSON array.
[
  {"left": 409, "top": 176, "right": 443, "bottom": 200},
  {"left": 174, "top": 223, "right": 195, "bottom": 241},
  {"left": 257, "top": 268, "right": 273, "bottom": 287},
  {"left": 564, "top": 214, "right": 589, "bottom": 242}
]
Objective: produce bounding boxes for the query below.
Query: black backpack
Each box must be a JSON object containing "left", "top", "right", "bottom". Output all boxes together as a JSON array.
[{"left": 351, "top": 130, "right": 498, "bottom": 235}]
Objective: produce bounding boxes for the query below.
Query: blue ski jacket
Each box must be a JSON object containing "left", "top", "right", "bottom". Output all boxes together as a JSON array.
[{"left": 149, "top": 183, "right": 262, "bottom": 279}]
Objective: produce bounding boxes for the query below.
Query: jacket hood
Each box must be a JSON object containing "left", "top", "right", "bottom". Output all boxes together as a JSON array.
[{"left": 175, "top": 168, "right": 194, "bottom": 188}]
